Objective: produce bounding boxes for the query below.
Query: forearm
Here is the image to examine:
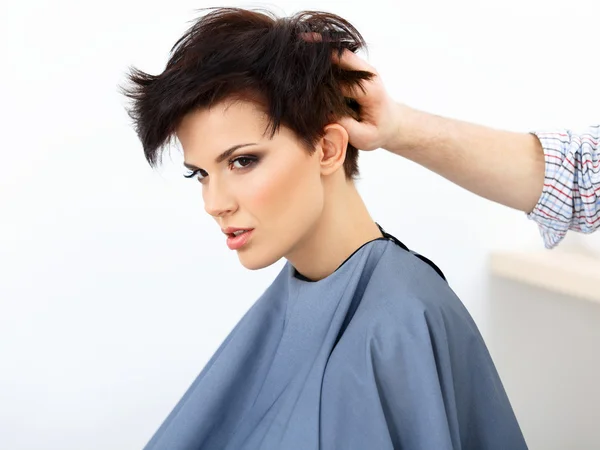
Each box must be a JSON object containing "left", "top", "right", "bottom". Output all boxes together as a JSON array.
[{"left": 385, "top": 104, "right": 545, "bottom": 213}]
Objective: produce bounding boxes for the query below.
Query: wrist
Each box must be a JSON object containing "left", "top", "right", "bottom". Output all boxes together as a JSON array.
[{"left": 383, "top": 103, "right": 423, "bottom": 156}]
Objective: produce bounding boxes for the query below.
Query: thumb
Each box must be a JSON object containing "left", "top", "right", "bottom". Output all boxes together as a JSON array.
[
  {"left": 338, "top": 116, "right": 377, "bottom": 151},
  {"left": 338, "top": 116, "right": 359, "bottom": 135}
]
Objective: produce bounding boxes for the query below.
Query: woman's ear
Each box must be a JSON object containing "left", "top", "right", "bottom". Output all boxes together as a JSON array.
[{"left": 318, "top": 123, "right": 349, "bottom": 176}]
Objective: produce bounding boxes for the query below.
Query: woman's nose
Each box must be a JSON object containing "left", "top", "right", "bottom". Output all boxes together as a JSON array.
[{"left": 203, "top": 183, "right": 236, "bottom": 218}]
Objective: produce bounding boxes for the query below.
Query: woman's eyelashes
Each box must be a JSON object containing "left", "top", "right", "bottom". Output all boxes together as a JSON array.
[
  {"left": 183, "top": 155, "right": 260, "bottom": 182},
  {"left": 183, "top": 168, "right": 207, "bottom": 180},
  {"left": 230, "top": 155, "right": 259, "bottom": 171}
]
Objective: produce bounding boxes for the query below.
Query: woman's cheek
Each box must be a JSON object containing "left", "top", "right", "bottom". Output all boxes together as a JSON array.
[{"left": 243, "top": 170, "right": 283, "bottom": 211}]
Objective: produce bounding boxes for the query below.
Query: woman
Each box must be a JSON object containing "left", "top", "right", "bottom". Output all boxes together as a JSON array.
[{"left": 122, "top": 7, "right": 527, "bottom": 450}]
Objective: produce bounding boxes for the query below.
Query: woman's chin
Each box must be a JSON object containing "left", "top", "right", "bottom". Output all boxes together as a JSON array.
[{"left": 237, "top": 251, "right": 281, "bottom": 271}]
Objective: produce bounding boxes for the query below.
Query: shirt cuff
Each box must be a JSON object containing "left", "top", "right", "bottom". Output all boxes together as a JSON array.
[{"left": 525, "top": 131, "right": 570, "bottom": 249}]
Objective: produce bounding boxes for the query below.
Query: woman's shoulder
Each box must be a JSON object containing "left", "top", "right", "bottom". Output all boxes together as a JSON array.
[{"left": 350, "top": 239, "right": 472, "bottom": 333}]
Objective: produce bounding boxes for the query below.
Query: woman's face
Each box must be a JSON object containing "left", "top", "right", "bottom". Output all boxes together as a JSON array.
[{"left": 176, "top": 100, "right": 327, "bottom": 270}]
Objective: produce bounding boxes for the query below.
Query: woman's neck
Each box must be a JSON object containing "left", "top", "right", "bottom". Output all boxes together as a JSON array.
[{"left": 286, "top": 180, "right": 383, "bottom": 281}]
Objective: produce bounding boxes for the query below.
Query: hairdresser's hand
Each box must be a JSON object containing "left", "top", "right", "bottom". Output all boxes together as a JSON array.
[{"left": 333, "top": 49, "right": 405, "bottom": 152}]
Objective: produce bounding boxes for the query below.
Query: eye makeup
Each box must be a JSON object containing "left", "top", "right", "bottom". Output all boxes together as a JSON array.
[{"left": 183, "top": 154, "right": 260, "bottom": 182}]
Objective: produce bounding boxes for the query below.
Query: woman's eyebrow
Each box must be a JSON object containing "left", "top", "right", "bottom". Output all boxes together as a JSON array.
[{"left": 183, "top": 142, "right": 258, "bottom": 171}]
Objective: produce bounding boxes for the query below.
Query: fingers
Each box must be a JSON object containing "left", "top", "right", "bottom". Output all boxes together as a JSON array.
[
  {"left": 332, "top": 49, "right": 378, "bottom": 100},
  {"left": 339, "top": 81, "right": 368, "bottom": 101},
  {"left": 298, "top": 32, "right": 375, "bottom": 73},
  {"left": 331, "top": 48, "right": 376, "bottom": 74},
  {"left": 299, "top": 32, "right": 322, "bottom": 42},
  {"left": 298, "top": 32, "right": 378, "bottom": 100}
]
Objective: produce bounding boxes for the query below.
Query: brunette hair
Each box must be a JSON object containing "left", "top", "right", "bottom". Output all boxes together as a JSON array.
[{"left": 121, "top": 7, "right": 374, "bottom": 179}]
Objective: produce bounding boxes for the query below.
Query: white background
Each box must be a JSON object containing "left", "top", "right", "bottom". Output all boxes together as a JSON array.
[{"left": 1, "top": 0, "right": 599, "bottom": 448}]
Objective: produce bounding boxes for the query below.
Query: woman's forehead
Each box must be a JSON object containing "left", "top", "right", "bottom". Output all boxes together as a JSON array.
[
  {"left": 178, "top": 104, "right": 267, "bottom": 146},
  {"left": 177, "top": 101, "right": 298, "bottom": 154}
]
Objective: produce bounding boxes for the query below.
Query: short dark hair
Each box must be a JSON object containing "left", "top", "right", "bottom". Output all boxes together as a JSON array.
[{"left": 121, "top": 7, "right": 374, "bottom": 180}]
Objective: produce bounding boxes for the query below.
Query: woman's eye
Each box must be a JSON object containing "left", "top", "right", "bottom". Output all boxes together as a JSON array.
[
  {"left": 183, "top": 156, "right": 258, "bottom": 182},
  {"left": 183, "top": 169, "right": 207, "bottom": 181},
  {"left": 230, "top": 156, "right": 258, "bottom": 170}
]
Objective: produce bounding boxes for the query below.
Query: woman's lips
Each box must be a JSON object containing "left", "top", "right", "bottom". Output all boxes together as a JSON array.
[{"left": 226, "top": 229, "right": 254, "bottom": 250}]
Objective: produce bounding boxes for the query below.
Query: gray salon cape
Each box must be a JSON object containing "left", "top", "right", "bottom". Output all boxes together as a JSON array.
[{"left": 144, "top": 225, "right": 527, "bottom": 449}]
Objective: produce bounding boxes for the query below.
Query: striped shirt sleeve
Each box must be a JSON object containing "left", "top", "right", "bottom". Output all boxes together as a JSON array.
[{"left": 527, "top": 125, "right": 600, "bottom": 248}]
